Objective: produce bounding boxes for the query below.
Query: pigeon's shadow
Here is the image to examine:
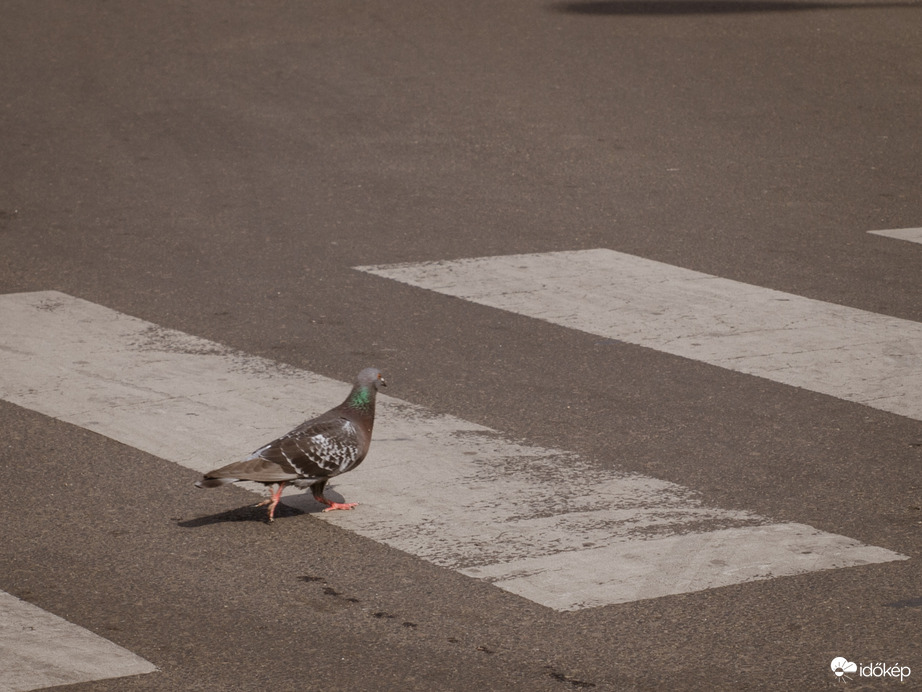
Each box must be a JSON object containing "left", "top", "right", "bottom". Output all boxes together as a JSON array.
[
  {"left": 178, "top": 491, "right": 348, "bottom": 528},
  {"left": 177, "top": 503, "right": 306, "bottom": 527},
  {"left": 552, "top": 0, "right": 921, "bottom": 13},
  {"left": 883, "top": 596, "right": 922, "bottom": 609}
]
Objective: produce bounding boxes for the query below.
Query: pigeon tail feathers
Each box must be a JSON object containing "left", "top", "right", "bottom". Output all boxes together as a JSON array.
[{"left": 195, "top": 477, "right": 237, "bottom": 489}]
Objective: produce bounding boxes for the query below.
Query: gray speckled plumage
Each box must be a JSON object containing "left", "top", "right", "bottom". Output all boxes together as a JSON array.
[{"left": 195, "top": 367, "right": 386, "bottom": 521}]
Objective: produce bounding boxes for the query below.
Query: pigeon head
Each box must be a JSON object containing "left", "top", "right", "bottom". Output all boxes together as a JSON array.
[
  {"left": 356, "top": 367, "right": 386, "bottom": 391},
  {"left": 346, "top": 367, "right": 386, "bottom": 411}
]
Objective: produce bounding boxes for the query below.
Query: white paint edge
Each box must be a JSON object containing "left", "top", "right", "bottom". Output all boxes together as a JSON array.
[
  {"left": 462, "top": 523, "right": 902, "bottom": 610},
  {"left": 868, "top": 228, "right": 922, "bottom": 245},
  {"left": 0, "top": 590, "right": 157, "bottom": 692},
  {"left": 0, "top": 290, "right": 907, "bottom": 615},
  {"left": 357, "top": 248, "right": 922, "bottom": 423}
]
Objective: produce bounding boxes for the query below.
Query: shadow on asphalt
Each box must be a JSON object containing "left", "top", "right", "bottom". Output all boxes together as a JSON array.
[
  {"left": 551, "top": 0, "right": 921, "bottom": 14},
  {"left": 177, "top": 502, "right": 308, "bottom": 527}
]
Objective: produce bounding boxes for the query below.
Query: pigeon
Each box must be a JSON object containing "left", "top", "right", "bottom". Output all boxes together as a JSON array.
[{"left": 195, "top": 367, "right": 386, "bottom": 521}]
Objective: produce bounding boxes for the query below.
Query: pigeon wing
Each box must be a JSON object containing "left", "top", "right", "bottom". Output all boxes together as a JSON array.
[{"left": 252, "top": 416, "right": 361, "bottom": 479}]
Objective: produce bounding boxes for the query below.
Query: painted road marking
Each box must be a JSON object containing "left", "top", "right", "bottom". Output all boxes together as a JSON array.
[
  {"left": 0, "top": 291, "right": 905, "bottom": 613},
  {"left": 357, "top": 248, "right": 922, "bottom": 423},
  {"left": 462, "top": 523, "right": 883, "bottom": 611},
  {"left": 0, "top": 590, "right": 156, "bottom": 692},
  {"left": 868, "top": 228, "right": 922, "bottom": 245}
]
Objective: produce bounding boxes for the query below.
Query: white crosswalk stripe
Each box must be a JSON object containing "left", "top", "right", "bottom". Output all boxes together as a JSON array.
[
  {"left": 868, "top": 228, "right": 922, "bottom": 245},
  {"left": 0, "top": 590, "right": 156, "bottom": 692},
  {"left": 357, "top": 248, "right": 922, "bottom": 423},
  {"left": 0, "top": 290, "right": 905, "bottom": 620}
]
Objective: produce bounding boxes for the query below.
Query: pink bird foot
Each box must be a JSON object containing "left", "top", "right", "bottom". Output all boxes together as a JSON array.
[
  {"left": 321, "top": 501, "right": 358, "bottom": 512},
  {"left": 254, "top": 483, "right": 286, "bottom": 522}
]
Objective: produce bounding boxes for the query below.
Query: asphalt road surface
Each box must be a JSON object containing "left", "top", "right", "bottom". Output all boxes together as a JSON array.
[{"left": 2, "top": 1, "right": 921, "bottom": 690}]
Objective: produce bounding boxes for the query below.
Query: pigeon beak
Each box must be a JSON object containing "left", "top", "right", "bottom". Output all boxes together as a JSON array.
[{"left": 379, "top": 376, "right": 387, "bottom": 388}]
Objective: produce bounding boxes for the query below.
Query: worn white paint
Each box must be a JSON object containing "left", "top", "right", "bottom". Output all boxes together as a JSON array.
[
  {"left": 868, "top": 228, "right": 922, "bottom": 245},
  {"left": 0, "top": 291, "right": 906, "bottom": 621},
  {"left": 0, "top": 590, "right": 156, "bottom": 692},
  {"left": 358, "top": 248, "right": 922, "bottom": 423},
  {"left": 462, "top": 523, "right": 896, "bottom": 611}
]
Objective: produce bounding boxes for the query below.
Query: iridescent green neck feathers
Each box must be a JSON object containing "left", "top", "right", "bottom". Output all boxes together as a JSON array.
[{"left": 347, "top": 386, "right": 374, "bottom": 412}]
